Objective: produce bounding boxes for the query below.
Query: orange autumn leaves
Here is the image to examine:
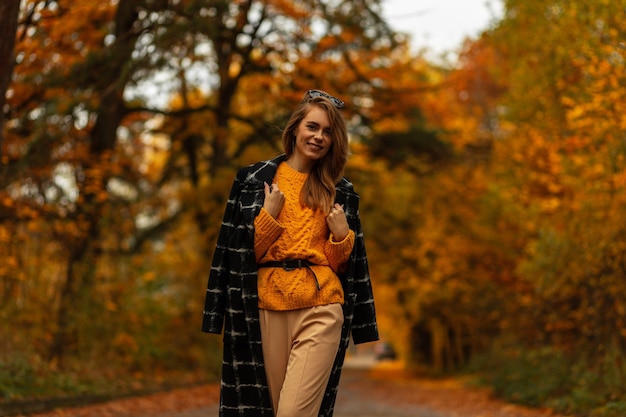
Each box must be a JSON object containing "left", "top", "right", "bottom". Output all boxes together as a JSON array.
[{"left": 2, "top": 1, "right": 626, "bottom": 414}]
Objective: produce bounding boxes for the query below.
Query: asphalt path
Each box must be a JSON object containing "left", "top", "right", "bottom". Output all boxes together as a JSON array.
[
  {"left": 332, "top": 358, "right": 444, "bottom": 417},
  {"left": 138, "top": 355, "right": 444, "bottom": 417}
]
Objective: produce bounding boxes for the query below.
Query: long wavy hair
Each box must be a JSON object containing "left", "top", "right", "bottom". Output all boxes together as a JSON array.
[{"left": 281, "top": 95, "right": 349, "bottom": 212}]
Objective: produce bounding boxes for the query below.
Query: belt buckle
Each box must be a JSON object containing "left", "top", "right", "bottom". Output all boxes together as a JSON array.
[{"left": 284, "top": 259, "right": 304, "bottom": 271}]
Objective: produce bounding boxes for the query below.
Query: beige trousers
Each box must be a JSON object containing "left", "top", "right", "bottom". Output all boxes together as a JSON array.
[{"left": 259, "top": 304, "right": 344, "bottom": 417}]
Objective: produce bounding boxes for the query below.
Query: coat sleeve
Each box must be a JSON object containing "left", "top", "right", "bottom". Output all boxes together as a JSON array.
[
  {"left": 201, "top": 172, "right": 243, "bottom": 334},
  {"left": 350, "top": 212, "right": 380, "bottom": 345},
  {"left": 337, "top": 179, "right": 379, "bottom": 345}
]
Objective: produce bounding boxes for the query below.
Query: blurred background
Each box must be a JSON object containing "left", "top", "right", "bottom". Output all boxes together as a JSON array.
[{"left": 1, "top": 1, "right": 625, "bottom": 416}]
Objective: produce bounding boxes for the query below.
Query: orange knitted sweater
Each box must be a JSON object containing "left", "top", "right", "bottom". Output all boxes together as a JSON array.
[{"left": 254, "top": 162, "right": 355, "bottom": 311}]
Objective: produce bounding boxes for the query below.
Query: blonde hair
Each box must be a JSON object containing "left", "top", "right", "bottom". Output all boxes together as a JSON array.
[{"left": 281, "top": 95, "right": 349, "bottom": 211}]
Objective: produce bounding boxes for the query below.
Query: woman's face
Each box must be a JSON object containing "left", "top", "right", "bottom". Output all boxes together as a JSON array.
[{"left": 293, "top": 106, "right": 332, "bottom": 166}]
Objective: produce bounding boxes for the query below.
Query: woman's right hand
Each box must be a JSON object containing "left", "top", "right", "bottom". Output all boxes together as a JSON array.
[{"left": 263, "top": 182, "right": 285, "bottom": 218}]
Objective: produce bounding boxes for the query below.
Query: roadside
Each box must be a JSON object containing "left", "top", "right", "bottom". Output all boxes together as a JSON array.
[
  {"left": 9, "top": 356, "right": 567, "bottom": 417},
  {"left": 337, "top": 359, "right": 566, "bottom": 417}
]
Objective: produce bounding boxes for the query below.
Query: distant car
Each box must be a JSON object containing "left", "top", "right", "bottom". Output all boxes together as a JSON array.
[{"left": 374, "top": 342, "right": 397, "bottom": 360}]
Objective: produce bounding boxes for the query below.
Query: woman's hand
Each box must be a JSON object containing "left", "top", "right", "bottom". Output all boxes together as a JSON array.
[
  {"left": 326, "top": 203, "right": 349, "bottom": 241},
  {"left": 263, "top": 182, "right": 285, "bottom": 218}
]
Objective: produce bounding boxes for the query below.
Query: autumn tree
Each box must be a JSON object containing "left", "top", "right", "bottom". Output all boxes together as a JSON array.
[
  {"left": 357, "top": 35, "right": 516, "bottom": 371},
  {"left": 443, "top": 0, "right": 626, "bottom": 412},
  {"left": 1, "top": 0, "right": 413, "bottom": 396}
]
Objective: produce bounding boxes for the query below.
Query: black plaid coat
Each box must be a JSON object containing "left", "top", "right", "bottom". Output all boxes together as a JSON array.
[{"left": 202, "top": 154, "right": 379, "bottom": 417}]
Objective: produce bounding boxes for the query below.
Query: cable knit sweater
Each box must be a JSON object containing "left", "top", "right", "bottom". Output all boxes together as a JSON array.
[{"left": 254, "top": 162, "right": 355, "bottom": 310}]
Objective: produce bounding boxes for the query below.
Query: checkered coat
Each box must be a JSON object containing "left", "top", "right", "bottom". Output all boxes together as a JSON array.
[{"left": 202, "top": 154, "right": 379, "bottom": 417}]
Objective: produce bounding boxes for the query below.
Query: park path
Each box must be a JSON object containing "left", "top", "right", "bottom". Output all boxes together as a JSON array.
[
  {"left": 133, "top": 355, "right": 443, "bottom": 417},
  {"left": 19, "top": 354, "right": 564, "bottom": 417}
]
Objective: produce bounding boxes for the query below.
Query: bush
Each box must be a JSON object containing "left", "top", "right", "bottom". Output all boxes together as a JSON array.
[
  {"left": 0, "top": 353, "right": 87, "bottom": 401},
  {"left": 0, "top": 354, "right": 37, "bottom": 400},
  {"left": 467, "top": 340, "right": 626, "bottom": 417}
]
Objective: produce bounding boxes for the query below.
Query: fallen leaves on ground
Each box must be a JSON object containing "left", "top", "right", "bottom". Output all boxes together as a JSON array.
[
  {"left": 363, "top": 363, "right": 568, "bottom": 417},
  {"left": 18, "top": 362, "right": 568, "bottom": 417},
  {"left": 15, "top": 385, "right": 220, "bottom": 417}
]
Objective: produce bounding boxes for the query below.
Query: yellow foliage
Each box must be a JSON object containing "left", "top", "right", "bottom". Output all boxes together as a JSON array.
[{"left": 142, "top": 271, "right": 156, "bottom": 283}]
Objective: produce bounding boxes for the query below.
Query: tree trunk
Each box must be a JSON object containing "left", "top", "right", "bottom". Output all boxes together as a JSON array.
[
  {"left": 0, "top": 0, "right": 21, "bottom": 157},
  {"left": 429, "top": 317, "right": 446, "bottom": 372},
  {"left": 453, "top": 321, "right": 466, "bottom": 366},
  {"left": 49, "top": 244, "right": 88, "bottom": 363},
  {"left": 49, "top": 0, "right": 140, "bottom": 365}
]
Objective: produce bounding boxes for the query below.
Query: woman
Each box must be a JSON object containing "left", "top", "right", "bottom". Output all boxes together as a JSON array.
[{"left": 202, "top": 89, "right": 378, "bottom": 417}]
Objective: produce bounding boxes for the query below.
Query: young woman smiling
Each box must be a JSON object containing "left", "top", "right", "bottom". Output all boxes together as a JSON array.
[{"left": 202, "top": 90, "right": 378, "bottom": 417}]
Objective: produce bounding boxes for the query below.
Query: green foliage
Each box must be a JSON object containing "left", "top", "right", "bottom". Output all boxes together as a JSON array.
[
  {"left": 0, "top": 354, "right": 38, "bottom": 400},
  {"left": 0, "top": 352, "right": 89, "bottom": 400},
  {"left": 468, "top": 338, "right": 626, "bottom": 417},
  {"left": 472, "top": 344, "right": 573, "bottom": 407}
]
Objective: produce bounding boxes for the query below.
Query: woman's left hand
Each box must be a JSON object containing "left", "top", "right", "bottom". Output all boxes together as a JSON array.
[{"left": 326, "top": 203, "right": 349, "bottom": 241}]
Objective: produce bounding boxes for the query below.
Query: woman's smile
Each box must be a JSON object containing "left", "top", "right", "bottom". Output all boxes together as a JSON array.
[{"left": 288, "top": 106, "right": 332, "bottom": 172}]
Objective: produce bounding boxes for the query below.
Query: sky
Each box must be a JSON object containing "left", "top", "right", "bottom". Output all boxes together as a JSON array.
[{"left": 382, "top": 0, "right": 504, "bottom": 60}]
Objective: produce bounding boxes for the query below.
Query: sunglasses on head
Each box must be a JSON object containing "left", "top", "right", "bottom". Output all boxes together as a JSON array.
[{"left": 305, "top": 89, "right": 345, "bottom": 109}]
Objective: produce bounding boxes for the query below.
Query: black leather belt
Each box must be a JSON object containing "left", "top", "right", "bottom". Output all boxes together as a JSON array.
[{"left": 258, "top": 259, "right": 321, "bottom": 290}]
